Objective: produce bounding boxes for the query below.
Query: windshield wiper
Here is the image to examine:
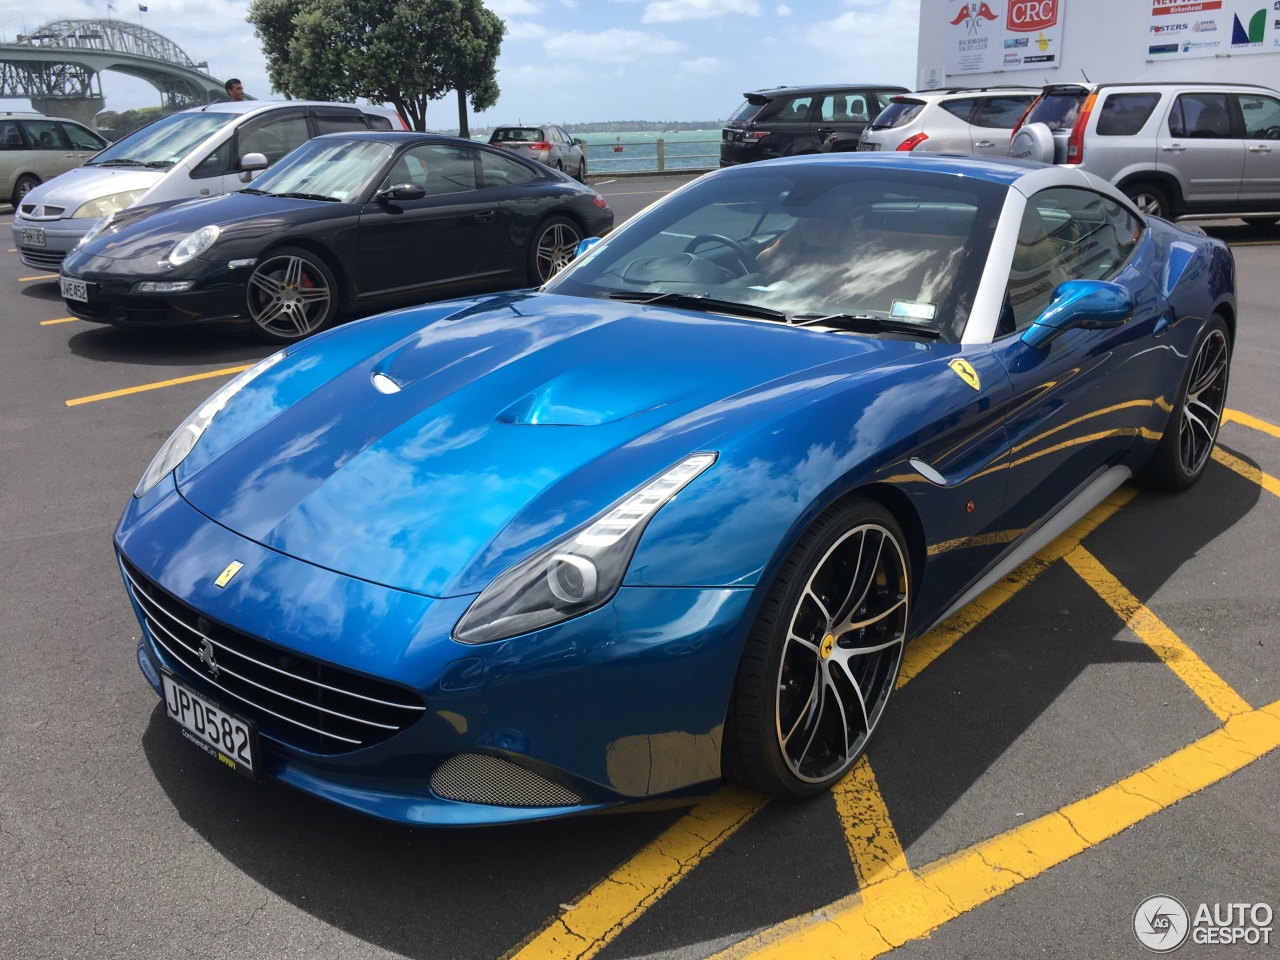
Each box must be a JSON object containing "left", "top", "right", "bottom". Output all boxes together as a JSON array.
[
  {"left": 142, "top": 159, "right": 175, "bottom": 168},
  {"left": 92, "top": 158, "right": 147, "bottom": 166},
  {"left": 607, "top": 291, "right": 788, "bottom": 323},
  {"left": 240, "top": 187, "right": 266, "bottom": 195},
  {"left": 789, "top": 313, "right": 942, "bottom": 339},
  {"left": 269, "top": 191, "right": 340, "bottom": 202}
]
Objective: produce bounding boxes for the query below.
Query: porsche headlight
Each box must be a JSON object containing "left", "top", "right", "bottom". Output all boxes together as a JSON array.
[
  {"left": 71, "top": 190, "right": 145, "bottom": 219},
  {"left": 453, "top": 453, "right": 716, "bottom": 644},
  {"left": 134, "top": 350, "right": 286, "bottom": 498},
  {"left": 168, "top": 225, "right": 221, "bottom": 266}
]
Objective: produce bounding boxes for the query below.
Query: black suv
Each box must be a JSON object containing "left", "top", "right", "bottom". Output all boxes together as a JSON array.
[{"left": 720, "top": 84, "right": 908, "bottom": 167}]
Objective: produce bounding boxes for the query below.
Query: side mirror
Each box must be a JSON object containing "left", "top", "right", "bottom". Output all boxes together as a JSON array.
[
  {"left": 574, "top": 236, "right": 602, "bottom": 259},
  {"left": 375, "top": 182, "right": 426, "bottom": 202},
  {"left": 1021, "top": 279, "right": 1135, "bottom": 350},
  {"left": 238, "top": 152, "right": 269, "bottom": 183},
  {"left": 572, "top": 138, "right": 584, "bottom": 146}
]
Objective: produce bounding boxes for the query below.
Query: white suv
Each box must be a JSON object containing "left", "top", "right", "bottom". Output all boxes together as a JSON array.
[
  {"left": 1009, "top": 82, "right": 1280, "bottom": 224},
  {"left": 855, "top": 87, "right": 1040, "bottom": 156}
]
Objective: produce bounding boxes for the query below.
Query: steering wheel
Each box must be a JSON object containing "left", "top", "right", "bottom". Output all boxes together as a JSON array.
[
  {"left": 682, "top": 234, "right": 759, "bottom": 277},
  {"left": 1260, "top": 125, "right": 1280, "bottom": 141}
]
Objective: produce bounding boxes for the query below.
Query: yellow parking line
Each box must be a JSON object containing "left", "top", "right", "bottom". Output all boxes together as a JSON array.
[
  {"left": 1225, "top": 408, "right": 1280, "bottom": 440},
  {"left": 19, "top": 273, "right": 57, "bottom": 282},
  {"left": 833, "top": 758, "right": 909, "bottom": 890},
  {"left": 65, "top": 364, "right": 252, "bottom": 407},
  {"left": 1064, "top": 544, "right": 1252, "bottom": 721},
  {"left": 714, "top": 699, "right": 1280, "bottom": 960},
  {"left": 1212, "top": 446, "right": 1280, "bottom": 499},
  {"left": 1227, "top": 240, "right": 1280, "bottom": 246},
  {"left": 6, "top": 247, "right": 15, "bottom": 253},
  {"left": 40, "top": 317, "right": 79, "bottom": 326},
  {"left": 505, "top": 786, "right": 767, "bottom": 960},
  {"left": 898, "top": 485, "right": 1136, "bottom": 687}
]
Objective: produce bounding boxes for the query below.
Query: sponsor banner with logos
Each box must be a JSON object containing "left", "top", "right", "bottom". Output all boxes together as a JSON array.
[
  {"left": 1147, "top": 0, "right": 1280, "bottom": 58},
  {"left": 945, "top": 0, "right": 1067, "bottom": 74}
]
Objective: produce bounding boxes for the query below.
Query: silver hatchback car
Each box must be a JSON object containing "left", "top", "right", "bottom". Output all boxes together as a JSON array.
[
  {"left": 857, "top": 87, "right": 1039, "bottom": 157},
  {"left": 1009, "top": 82, "right": 1280, "bottom": 224},
  {"left": 488, "top": 124, "right": 586, "bottom": 180}
]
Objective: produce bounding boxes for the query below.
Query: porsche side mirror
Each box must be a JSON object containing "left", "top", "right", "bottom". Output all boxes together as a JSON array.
[
  {"left": 376, "top": 182, "right": 426, "bottom": 202},
  {"left": 1021, "top": 280, "right": 1135, "bottom": 350},
  {"left": 574, "top": 236, "right": 602, "bottom": 259},
  {"left": 238, "top": 152, "right": 269, "bottom": 183}
]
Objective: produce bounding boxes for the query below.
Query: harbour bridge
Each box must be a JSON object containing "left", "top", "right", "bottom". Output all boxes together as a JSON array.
[{"left": 0, "top": 19, "right": 226, "bottom": 126}]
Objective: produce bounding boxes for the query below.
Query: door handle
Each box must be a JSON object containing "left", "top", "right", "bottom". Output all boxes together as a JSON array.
[
  {"left": 1247, "top": 144, "right": 1272, "bottom": 153},
  {"left": 473, "top": 209, "right": 497, "bottom": 223},
  {"left": 975, "top": 140, "right": 995, "bottom": 148},
  {"left": 816, "top": 127, "right": 833, "bottom": 136},
  {"left": 1161, "top": 144, "right": 1186, "bottom": 152}
]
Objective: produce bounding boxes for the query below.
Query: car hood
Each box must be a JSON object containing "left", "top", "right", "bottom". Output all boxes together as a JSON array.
[
  {"left": 23, "top": 165, "right": 164, "bottom": 212},
  {"left": 86, "top": 192, "right": 329, "bottom": 261},
  {"left": 175, "top": 293, "right": 916, "bottom": 598}
]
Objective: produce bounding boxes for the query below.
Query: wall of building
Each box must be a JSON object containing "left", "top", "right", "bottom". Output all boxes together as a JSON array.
[{"left": 917, "top": 1, "right": 1280, "bottom": 92}]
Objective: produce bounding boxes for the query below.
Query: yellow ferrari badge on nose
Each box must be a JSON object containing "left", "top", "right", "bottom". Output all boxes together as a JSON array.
[
  {"left": 949, "top": 359, "right": 981, "bottom": 391},
  {"left": 214, "top": 561, "right": 244, "bottom": 588}
]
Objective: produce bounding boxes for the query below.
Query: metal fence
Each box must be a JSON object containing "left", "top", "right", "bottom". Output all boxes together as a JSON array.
[{"left": 580, "top": 137, "right": 719, "bottom": 175}]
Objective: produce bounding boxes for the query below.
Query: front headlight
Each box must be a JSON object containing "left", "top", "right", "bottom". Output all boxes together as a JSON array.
[
  {"left": 168, "top": 225, "right": 221, "bottom": 266},
  {"left": 134, "top": 350, "right": 287, "bottom": 498},
  {"left": 71, "top": 190, "right": 145, "bottom": 219},
  {"left": 453, "top": 453, "right": 717, "bottom": 644}
]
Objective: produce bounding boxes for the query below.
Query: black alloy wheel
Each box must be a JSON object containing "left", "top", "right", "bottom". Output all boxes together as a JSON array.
[
  {"left": 1142, "top": 315, "right": 1231, "bottom": 490},
  {"left": 724, "top": 497, "right": 910, "bottom": 798},
  {"left": 246, "top": 246, "right": 339, "bottom": 344},
  {"left": 527, "top": 216, "right": 583, "bottom": 285}
]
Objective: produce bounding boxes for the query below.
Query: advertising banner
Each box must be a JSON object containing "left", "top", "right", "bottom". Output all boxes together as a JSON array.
[
  {"left": 1146, "top": 0, "right": 1280, "bottom": 60},
  {"left": 944, "top": 0, "right": 1067, "bottom": 74}
]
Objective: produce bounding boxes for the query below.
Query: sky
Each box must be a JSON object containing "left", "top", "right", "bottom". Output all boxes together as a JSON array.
[{"left": 1, "top": 0, "right": 920, "bottom": 128}]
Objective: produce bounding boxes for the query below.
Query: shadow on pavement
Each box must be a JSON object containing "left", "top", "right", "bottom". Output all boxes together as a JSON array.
[{"left": 65, "top": 323, "right": 271, "bottom": 368}]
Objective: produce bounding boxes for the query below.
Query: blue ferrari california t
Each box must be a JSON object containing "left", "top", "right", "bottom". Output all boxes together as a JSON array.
[{"left": 116, "top": 154, "right": 1235, "bottom": 825}]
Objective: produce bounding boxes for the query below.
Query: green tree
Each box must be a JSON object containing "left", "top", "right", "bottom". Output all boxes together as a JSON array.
[{"left": 246, "top": 0, "right": 504, "bottom": 133}]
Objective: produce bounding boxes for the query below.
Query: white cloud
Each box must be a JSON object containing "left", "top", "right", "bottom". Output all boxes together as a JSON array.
[
  {"left": 505, "top": 20, "right": 551, "bottom": 40},
  {"left": 807, "top": 0, "right": 918, "bottom": 65},
  {"left": 682, "top": 57, "right": 721, "bottom": 74},
  {"left": 642, "top": 0, "right": 760, "bottom": 24},
  {"left": 485, "top": 0, "right": 542, "bottom": 15},
  {"left": 543, "top": 28, "right": 682, "bottom": 62},
  {"left": 776, "top": 4, "right": 792, "bottom": 15}
]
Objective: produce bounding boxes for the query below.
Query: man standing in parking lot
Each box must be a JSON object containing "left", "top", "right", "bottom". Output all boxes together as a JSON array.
[{"left": 225, "top": 78, "right": 246, "bottom": 102}]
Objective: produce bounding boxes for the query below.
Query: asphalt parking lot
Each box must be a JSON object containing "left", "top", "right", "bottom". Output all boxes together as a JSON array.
[{"left": 2, "top": 180, "right": 1278, "bottom": 960}]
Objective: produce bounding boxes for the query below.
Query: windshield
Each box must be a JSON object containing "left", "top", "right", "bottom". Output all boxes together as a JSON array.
[
  {"left": 89, "top": 111, "right": 239, "bottom": 167},
  {"left": 250, "top": 138, "right": 395, "bottom": 202},
  {"left": 546, "top": 165, "right": 1007, "bottom": 341}
]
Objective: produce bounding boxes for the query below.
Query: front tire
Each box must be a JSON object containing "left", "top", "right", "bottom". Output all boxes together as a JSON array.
[
  {"left": 724, "top": 497, "right": 910, "bottom": 798},
  {"left": 575, "top": 157, "right": 587, "bottom": 182},
  {"left": 246, "top": 246, "right": 339, "bottom": 344},
  {"left": 12, "top": 173, "right": 40, "bottom": 208},
  {"left": 1141, "top": 315, "right": 1230, "bottom": 490},
  {"left": 527, "top": 216, "right": 583, "bottom": 285}
]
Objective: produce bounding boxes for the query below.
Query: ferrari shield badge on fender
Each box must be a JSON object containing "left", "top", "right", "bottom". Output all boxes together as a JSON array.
[
  {"left": 949, "top": 359, "right": 981, "bottom": 391},
  {"left": 214, "top": 561, "right": 244, "bottom": 588}
]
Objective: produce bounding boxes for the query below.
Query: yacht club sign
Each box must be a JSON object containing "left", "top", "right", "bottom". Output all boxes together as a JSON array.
[{"left": 944, "top": 0, "right": 1066, "bottom": 74}]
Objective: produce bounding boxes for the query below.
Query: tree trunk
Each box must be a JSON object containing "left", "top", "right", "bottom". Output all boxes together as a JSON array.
[{"left": 456, "top": 87, "right": 469, "bottom": 139}]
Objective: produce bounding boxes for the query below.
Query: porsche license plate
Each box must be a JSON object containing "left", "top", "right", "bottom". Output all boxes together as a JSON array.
[
  {"left": 21, "top": 227, "right": 45, "bottom": 247},
  {"left": 60, "top": 277, "right": 88, "bottom": 302},
  {"left": 161, "top": 672, "right": 258, "bottom": 778}
]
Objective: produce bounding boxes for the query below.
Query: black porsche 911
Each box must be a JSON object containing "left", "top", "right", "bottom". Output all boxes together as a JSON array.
[{"left": 58, "top": 132, "right": 615, "bottom": 342}]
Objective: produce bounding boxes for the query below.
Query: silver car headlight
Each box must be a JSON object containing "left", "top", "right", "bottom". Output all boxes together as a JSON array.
[
  {"left": 453, "top": 453, "right": 717, "bottom": 644},
  {"left": 168, "top": 225, "right": 221, "bottom": 266},
  {"left": 71, "top": 189, "right": 145, "bottom": 219},
  {"left": 134, "top": 350, "right": 287, "bottom": 498}
]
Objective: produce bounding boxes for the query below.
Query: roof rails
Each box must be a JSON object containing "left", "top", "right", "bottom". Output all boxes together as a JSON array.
[{"left": 925, "top": 85, "right": 1041, "bottom": 94}]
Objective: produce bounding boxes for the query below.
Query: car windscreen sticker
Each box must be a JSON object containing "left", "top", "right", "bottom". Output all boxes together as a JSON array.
[{"left": 890, "top": 300, "right": 937, "bottom": 322}]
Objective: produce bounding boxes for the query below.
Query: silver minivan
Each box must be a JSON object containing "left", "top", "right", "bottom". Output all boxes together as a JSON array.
[
  {"left": 1009, "top": 82, "right": 1280, "bottom": 223},
  {"left": 12, "top": 100, "right": 403, "bottom": 271},
  {"left": 1, "top": 112, "right": 108, "bottom": 208}
]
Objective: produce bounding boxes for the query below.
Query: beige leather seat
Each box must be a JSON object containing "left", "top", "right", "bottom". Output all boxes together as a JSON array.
[{"left": 1007, "top": 206, "right": 1071, "bottom": 329}]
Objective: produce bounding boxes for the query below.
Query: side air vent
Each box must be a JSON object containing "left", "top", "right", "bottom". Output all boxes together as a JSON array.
[{"left": 430, "top": 754, "right": 582, "bottom": 807}]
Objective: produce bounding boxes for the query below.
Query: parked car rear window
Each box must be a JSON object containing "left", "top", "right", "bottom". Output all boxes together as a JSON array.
[
  {"left": 1095, "top": 93, "right": 1161, "bottom": 136},
  {"left": 939, "top": 99, "right": 978, "bottom": 122},
  {"left": 973, "top": 96, "right": 1035, "bottom": 129},
  {"left": 1025, "top": 89, "right": 1088, "bottom": 131},
  {"left": 728, "top": 100, "right": 763, "bottom": 123},
  {"left": 491, "top": 127, "right": 542, "bottom": 143},
  {"left": 870, "top": 100, "right": 925, "bottom": 129}
]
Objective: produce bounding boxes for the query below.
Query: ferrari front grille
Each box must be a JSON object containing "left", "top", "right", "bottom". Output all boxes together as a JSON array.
[
  {"left": 430, "top": 754, "right": 582, "bottom": 807},
  {"left": 121, "top": 556, "right": 426, "bottom": 754}
]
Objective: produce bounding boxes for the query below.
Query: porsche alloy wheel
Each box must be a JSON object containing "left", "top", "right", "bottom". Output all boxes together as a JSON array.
[
  {"left": 726, "top": 498, "right": 909, "bottom": 797},
  {"left": 528, "top": 216, "right": 583, "bottom": 285},
  {"left": 1143, "top": 315, "right": 1230, "bottom": 491},
  {"left": 246, "top": 247, "right": 338, "bottom": 343}
]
